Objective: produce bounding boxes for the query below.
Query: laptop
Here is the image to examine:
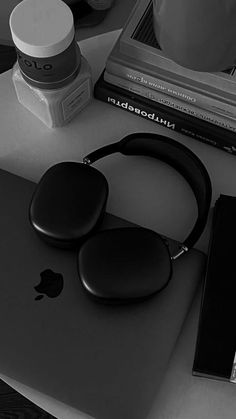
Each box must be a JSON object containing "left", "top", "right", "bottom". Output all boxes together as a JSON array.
[{"left": 0, "top": 168, "right": 205, "bottom": 419}]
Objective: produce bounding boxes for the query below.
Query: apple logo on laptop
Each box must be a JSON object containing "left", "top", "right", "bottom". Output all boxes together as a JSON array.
[{"left": 34, "top": 269, "right": 64, "bottom": 301}]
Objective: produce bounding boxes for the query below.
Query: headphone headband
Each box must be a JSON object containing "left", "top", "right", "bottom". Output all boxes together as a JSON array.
[{"left": 83, "top": 132, "right": 212, "bottom": 257}]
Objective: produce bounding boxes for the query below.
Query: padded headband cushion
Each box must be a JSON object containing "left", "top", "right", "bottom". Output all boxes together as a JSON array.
[
  {"left": 84, "top": 132, "right": 212, "bottom": 251},
  {"left": 119, "top": 133, "right": 212, "bottom": 249}
]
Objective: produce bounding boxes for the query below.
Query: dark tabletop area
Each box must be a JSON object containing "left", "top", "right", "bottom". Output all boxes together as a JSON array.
[{"left": 0, "top": 378, "right": 56, "bottom": 418}]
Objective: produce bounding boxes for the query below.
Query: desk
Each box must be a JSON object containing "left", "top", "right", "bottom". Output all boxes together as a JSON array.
[
  {"left": 0, "top": 29, "right": 236, "bottom": 419},
  {"left": 0, "top": 31, "right": 236, "bottom": 254}
]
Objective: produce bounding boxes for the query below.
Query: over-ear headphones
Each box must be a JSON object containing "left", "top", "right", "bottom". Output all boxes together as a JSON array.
[{"left": 29, "top": 132, "right": 212, "bottom": 304}]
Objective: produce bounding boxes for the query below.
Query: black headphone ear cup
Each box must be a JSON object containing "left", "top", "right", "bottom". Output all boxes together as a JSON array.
[
  {"left": 78, "top": 227, "right": 172, "bottom": 303},
  {"left": 29, "top": 162, "right": 109, "bottom": 248}
]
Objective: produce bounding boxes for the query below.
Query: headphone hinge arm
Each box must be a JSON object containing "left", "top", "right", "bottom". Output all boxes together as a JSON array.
[
  {"left": 171, "top": 244, "right": 189, "bottom": 260},
  {"left": 82, "top": 141, "right": 121, "bottom": 165},
  {"left": 83, "top": 157, "right": 92, "bottom": 165}
]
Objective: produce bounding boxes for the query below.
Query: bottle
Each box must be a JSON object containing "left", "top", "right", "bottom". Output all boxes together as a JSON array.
[
  {"left": 9, "top": 0, "right": 92, "bottom": 128},
  {"left": 153, "top": 0, "right": 236, "bottom": 72}
]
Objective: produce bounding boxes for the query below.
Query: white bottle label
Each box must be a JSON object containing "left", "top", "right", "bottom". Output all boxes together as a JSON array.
[{"left": 61, "top": 78, "right": 90, "bottom": 121}]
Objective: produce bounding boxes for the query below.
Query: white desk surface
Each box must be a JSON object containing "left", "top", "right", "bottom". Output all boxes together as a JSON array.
[
  {"left": 0, "top": 32, "right": 236, "bottom": 255},
  {"left": 1, "top": 30, "right": 236, "bottom": 418}
]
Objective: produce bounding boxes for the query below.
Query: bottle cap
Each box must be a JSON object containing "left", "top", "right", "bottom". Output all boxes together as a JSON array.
[
  {"left": 10, "top": 0, "right": 74, "bottom": 58},
  {"left": 10, "top": 0, "right": 81, "bottom": 89}
]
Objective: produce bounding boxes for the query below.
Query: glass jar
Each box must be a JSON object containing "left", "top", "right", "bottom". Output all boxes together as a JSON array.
[
  {"left": 12, "top": 57, "right": 92, "bottom": 128},
  {"left": 10, "top": 0, "right": 92, "bottom": 128}
]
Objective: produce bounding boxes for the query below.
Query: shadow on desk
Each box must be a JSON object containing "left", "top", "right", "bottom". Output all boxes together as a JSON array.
[
  {"left": 0, "top": 378, "right": 56, "bottom": 417},
  {"left": 0, "top": 44, "right": 16, "bottom": 74}
]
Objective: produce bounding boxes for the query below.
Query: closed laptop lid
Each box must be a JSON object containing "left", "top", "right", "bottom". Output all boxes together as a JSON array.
[{"left": 0, "top": 168, "right": 205, "bottom": 419}]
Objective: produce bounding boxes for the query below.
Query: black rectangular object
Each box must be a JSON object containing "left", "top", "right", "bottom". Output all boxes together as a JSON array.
[{"left": 193, "top": 194, "right": 236, "bottom": 381}]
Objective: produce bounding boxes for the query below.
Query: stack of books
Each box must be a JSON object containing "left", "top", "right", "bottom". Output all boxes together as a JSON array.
[{"left": 94, "top": 0, "right": 236, "bottom": 155}]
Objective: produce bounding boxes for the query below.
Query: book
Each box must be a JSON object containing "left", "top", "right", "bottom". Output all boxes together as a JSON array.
[
  {"left": 104, "top": 69, "right": 236, "bottom": 133},
  {"left": 119, "top": 0, "right": 236, "bottom": 100},
  {"left": 106, "top": 47, "right": 236, "bottom": 121},
  {"left": 193, "top": 195, "right": 236, "bottom": 382},
  {"left": 94, "top": 71, "right": 236, "bottom": 155}
]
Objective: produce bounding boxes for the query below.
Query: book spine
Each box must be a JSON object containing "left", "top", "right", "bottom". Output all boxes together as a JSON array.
[
  {"left": 108, "top": 42, "right": 236, "bottom": 104},
  {"left": 104, "top": 70, "right": 236, "bottom": 132},
  {"left": 106, "top": 59, "right": 236, "bottom": 120},
  {"left": 120, "top": 28, "right": 236, "bottom": 96},
  {"left": 94, "top": 75, "right": 236, "bottom": 155}
]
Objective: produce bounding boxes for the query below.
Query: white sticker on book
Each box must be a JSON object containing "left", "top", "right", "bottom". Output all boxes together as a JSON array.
[
  {"left": 62, "top": 79, "right": 90, "bottom": 121},
  {"left": 230, "top": 352, "right": 236, "bottom": 383}
]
